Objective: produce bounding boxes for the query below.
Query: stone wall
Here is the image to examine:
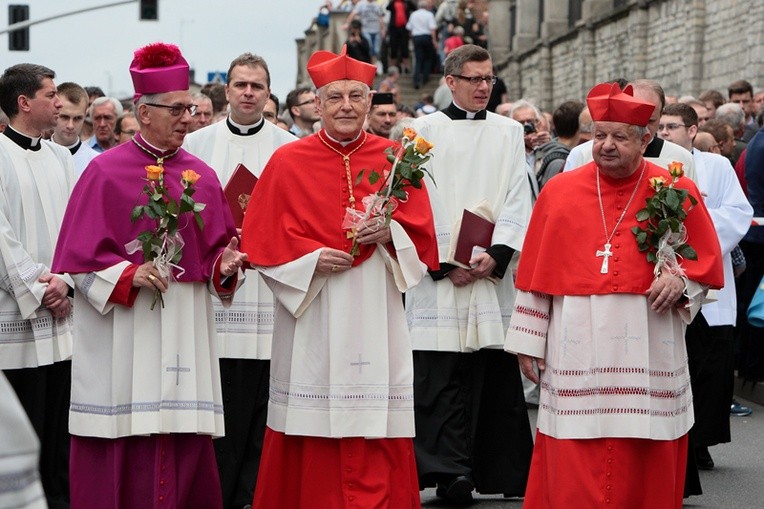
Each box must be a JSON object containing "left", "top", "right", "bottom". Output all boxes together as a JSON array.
[
  {"left": 295, "top": 0, "right": 764, "bottom": 111},
  {"left": 494, "top": 0, "right": 764, "bottom": 110}
]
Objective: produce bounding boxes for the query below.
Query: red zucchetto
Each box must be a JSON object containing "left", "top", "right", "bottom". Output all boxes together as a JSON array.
[
  {"left": 307, "top": 45, "right": 377, "bottom": 88},
  {"left": 586, "top": 82, "right": 655, "bottom": 127},
  {"left": 129, "top": 42, "right": 189, "bottom": 103}
]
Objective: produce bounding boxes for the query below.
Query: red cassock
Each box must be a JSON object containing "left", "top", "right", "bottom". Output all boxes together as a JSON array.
[
  {"left": 515, "top": 160, "right": 724, "bottom": 295},
  {"left": 241, "top": 130, "right": 438, "bottom": 270},
  {"left": 241, "top": 130, "right": 437, "bottom": 509}
]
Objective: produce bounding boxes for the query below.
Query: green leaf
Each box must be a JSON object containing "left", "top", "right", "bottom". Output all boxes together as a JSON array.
[
  {"left": 195, "top": 212, "right": 205, "bottom": 231},
  {"left": 387, "top": 154, "right": 396, "bottom": 164},
  {"left": 137, "top": 231, "right": 154, "bottom": 242},
  {"left": 635, "top": 208, "right": 650, "bottom": 221},
  {"left": 166, "top": 200, "right": 179, "bottom": 215},
  {"left": 131, "top": 205, "right": 144, "bottom": 222},
  {"left": 665, "top": 192, "right": 680, "bottom": 212},
  {"left": 368, "top": 170, "right": 380, "bottom": 185},
  {"left": 193, "top": 203, "right": 206, "bottom": 213},
  {"left": 355, "top": 170, "right": 364, "bottom": 186},
  {"left": 647, "top": 252, "right": 657, "bottom": 263},
  {"left": 677, "top": 244, "right": 698, "bottom": 260}
]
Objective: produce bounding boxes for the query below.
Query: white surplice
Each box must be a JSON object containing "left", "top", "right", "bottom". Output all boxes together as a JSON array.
[
  {"left": 564, "top": 137, "right": 697, "bottom": 181},
  {"left": 692, "top": 149, "right": 753, "bottom": 326},
  {"left": 0, "top": 372, "right": 45, "bottom": 509},
  {"left": 0, "top": 136, "right": 74, "bottom": 369},
  {"left": 257, "top": 222, "right": 427, "bottom": 438},
  {"left": 405, "top": 111, "right": 532, "bottom": 351},
  {"left": 506, "top": 284, "right": 706, "bottom": 441},
  {"left": 68, "top": 262, "right": 229, "bottom": 438},
  {"left": 183, "top": 120, "right": 296, "bottom": 359}
]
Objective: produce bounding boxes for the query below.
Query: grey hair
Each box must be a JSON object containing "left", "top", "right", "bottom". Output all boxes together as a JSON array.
[
  {"left": 509, "top": 99, "right": 542, "bottom": 121},
  {"left": 191, "top": 92, "right": 212, "bottom": 104},
  {"left": 389, "top": 117, "right": 415, "bottom": 142},
  {"left": 134, "top": 92, "right": 165, "bottom": 127},
  {"left": 90, "top": 96, "right": 123, "bottom": 117},
  {"left": 715, "top": 102, "right": 745, "bottom": 129}
]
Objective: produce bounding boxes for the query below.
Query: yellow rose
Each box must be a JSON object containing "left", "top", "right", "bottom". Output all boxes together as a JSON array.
[
  {"left": 648, "top": 176, "right": 667, "bottom": 190},
  {"left": 413, "top": 136, "right": 434, "bottom": 155},
  {"left": 667, "top": 161, "right": 684, "bottom": 179},
  {"left": 145, "top": 165, "right": 163, "bottom": 181},
  {"left": 402, "top": 127, "right": 417, "bottom": 141},
  {"left": 181, "top": 169, "right": 201, "bottom": 185}
]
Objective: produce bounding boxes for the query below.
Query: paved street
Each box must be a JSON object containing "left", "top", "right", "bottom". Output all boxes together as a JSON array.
[{"left": 420, "top": 396, "right": 764, "bottom": 508}]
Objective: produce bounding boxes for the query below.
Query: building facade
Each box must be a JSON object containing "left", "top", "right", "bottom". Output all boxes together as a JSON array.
[{"left": 296, "top": 0, "right": 763, "bottom": 110}]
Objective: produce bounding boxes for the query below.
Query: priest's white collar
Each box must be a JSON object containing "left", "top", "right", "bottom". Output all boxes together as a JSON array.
[
  {"left": 324, "top": 130, "right": 362, "bottom": 147},
  {"left": 452, "top": 101, "right": 479, "bottom": 119},
  {"left": 444, "top": 101, "right": 487, "bottom": 120},
  {"left": 4, "top": 125, "right": 42, "bottom": 151},
  {"left": 227, "top": 115, "right": 265, "bottom": 136},
  {"left": 51, "top": 134, "right": 82, "bottom": 155},
  {"left": 140, "top": 137, "right": 169, "bottom": 154}
]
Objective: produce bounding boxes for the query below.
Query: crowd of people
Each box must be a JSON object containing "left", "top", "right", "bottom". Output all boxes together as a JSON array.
[
  {"left": 323, "top": 0, "right": 488, "bottom": 90},
  {"left": 0, "top": 7, "right": 763, "bottom": 509}
]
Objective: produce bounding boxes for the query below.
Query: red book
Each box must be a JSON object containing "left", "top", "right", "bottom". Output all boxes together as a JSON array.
[
  {"left": 223, "top": 163, "right": 258, "bottom": 228},
  {"left": 453, "top": 209, "right": 495, "bottom": 266}
]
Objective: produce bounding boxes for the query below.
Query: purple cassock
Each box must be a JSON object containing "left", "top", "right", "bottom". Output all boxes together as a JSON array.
[
  {"left": 51, "top": 134, "right": 237, "bottom": 509},
  {"left": 52, "top": 133, "right": 237, "bottom": 278}
]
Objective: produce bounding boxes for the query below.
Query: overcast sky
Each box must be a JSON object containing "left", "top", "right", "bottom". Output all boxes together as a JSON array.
[{"left": 1, "top": 0, "right": 323, "bottom": 101}]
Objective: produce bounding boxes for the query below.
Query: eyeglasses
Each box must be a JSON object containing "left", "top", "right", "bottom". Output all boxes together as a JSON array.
[
  {"left": 658, "top": 123, "right": 686, "bottom": 131},
  {"left": 451, "top": 74, "right": 497, "bottom": 85},
  {"left": 144, "top": 103, "right": 197, "bottom": 116},
  {"left": 296, "top": 99, "right": 315, "bottom": 107}
]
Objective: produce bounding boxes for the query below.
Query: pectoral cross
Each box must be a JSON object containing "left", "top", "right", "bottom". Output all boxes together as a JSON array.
[{"left": 596, "top": 243, "right": 613, "bottom": 274}]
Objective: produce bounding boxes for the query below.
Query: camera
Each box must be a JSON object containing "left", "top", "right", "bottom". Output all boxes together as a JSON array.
[{"left": 523, "top": 122, "right": 536, "bottom": 135}]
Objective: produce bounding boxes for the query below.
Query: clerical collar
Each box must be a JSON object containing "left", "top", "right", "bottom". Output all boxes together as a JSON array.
[
  {"left": 644, "top": 136, "right": 663, "bottom": 158},
  {"left": 323, "top": 129, "right": 362, "bottom": 147},
  {"left": 51, "top": 135, "right": 81, "bottom": 155},
  {"left": 3, "top": 125, "right": 42, "bottom": 151},
  {"left": 443, "top": 102, "right": 487, "bottom": 121},
  {"left": 226, "top": 116, "right": 264, "bottom": 136},
  {"left": 131, "top": 134, "right": 180, "bottom": 164}
]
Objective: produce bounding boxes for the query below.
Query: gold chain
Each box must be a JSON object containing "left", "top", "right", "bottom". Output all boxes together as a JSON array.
[
  {"left": 131, "top": 136, "right": 180, "bottom": 166},
  {"left": 317, "top": 130, "right": 368, "bottom": 208}
]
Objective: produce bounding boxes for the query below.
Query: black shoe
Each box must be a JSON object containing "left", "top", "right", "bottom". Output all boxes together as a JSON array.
[
  {"left": 695, "top": 446, "right": 714, "bottom": 470},
  {"left": 435, "top": 476, "right": 474, "bottom": 505}
]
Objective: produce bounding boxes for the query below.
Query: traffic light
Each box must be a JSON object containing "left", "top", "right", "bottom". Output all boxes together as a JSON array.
[
  {"left": 139, "top": 0, "right": 158, "bottom": 21},
  {"left": 8, "top": 4, "right": 30, "bottom": 51}
]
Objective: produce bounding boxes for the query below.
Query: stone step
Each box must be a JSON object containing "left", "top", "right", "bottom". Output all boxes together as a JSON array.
[{"left": 374, "top": 72, "right": 441, "bottom": 111}]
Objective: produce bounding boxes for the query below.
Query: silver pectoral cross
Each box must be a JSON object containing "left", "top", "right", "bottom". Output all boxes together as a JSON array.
[{"left": 596, "top": 243, "right": 613, "bottom": 274}]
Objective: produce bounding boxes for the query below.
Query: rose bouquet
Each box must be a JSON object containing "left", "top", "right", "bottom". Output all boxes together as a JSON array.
[
  {"left": 128, "top": 165, "right": 206, "bottom": 309},
  {"left": 631, "top": 161, "right": 698, "bottom": 277},
  {"left": 343, "top": 128, "right": 434, "bottom": 256}
]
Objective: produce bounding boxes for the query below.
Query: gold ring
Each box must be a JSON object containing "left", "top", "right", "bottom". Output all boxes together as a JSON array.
[
  {"left": 331, "top": 265, "right": 338, "bottom": 272},
  {"left": 148, "top": 274, "right": 156, "bottom": 281}
]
